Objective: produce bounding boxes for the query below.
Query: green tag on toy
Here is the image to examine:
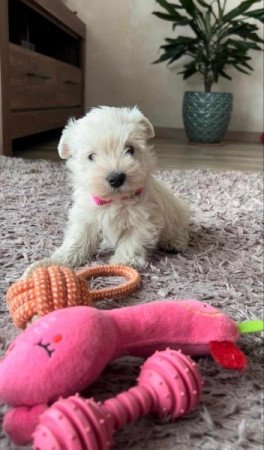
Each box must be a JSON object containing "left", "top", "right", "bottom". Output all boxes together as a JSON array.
[{"left": 238, "top": 320, "right": 264, "bottom": 334}]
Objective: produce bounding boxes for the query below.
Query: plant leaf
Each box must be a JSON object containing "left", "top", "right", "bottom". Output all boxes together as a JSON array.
[
  {"left": 222, "top": 0, "right": 263, "bottom": 22},
  {"left": 178, "top": 61, "right": 198, "bottom": 78},
  {"left": 153, "top": 11, "right": 187, "bottom": 22},
  {"left": 226, "top": 25, "right": 264, "bottom": 43},
  {"left": 188, "top": 19, "right": 204, "bottom": 38},
  {"left": 179, "top": 0, "right": 197, "bottom": 18},
  {"left": 205, "top": 8, "right": 212, "bottom": 36},
  {"left": 196, "top": 0, "right": 212, "bottom": 9},
  {"left": 182, "top": 67, "right": 198, "bottom": 79},
  {"left": 155, "top": 0, "right": 180, "bottom": 14},
  {"left": 227, "top": 38, "right": 262, "bottom": 51},
  {"left": 172, "top": 18, "right": 191, "bottom": 30},
  {"left": 153, "top": 11, "right": 177, "bottom": 21},
  {"left": 240, "top": 61, "right": 253, "bottom": 70},
  {"left": 219, "top": 70, "right": 232, "bottom": 80},
  {"left": 243, "top": 8, "right": 264, "bottom": 22},
  {"left": 234, "top": 64, "right": 251, "bottom": 74},
  {"left": 153, "top": 52, "right": 175, "bottom": 64},
  {"left": 165, "top": 36, "right": 198, "bottom": 44}
]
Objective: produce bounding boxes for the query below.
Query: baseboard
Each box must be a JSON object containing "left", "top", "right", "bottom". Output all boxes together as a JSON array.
[{"left": 155, "top": 127, "right": 261, "bottom": 143}]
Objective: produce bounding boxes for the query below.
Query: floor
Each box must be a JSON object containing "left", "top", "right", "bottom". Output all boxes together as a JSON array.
[{"left": 12, "top": 130, "right": 263, "bottom": 171}]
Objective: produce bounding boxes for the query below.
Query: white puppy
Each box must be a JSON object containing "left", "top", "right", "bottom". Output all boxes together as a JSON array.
[{"left": 24, "top": 106, "right": 190, "bottom": 275}]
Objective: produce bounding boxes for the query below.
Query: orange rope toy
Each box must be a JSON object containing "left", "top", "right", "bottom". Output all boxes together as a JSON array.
[{"left": 7, "top": 265, "right": 141, "bottom": 329}]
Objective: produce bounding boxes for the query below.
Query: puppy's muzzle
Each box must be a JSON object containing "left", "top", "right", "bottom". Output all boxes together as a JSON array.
[{"left": 107, "top": 172, "right": 126, "bottom": 188}]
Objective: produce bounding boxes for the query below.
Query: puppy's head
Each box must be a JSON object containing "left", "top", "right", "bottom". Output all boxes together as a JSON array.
[{"left": 58, "top": 106, "right": 156, "bottom": 200}]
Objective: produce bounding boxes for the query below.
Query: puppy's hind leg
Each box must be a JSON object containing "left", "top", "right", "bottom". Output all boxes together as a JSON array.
[{"left": 159, "top": 196, "right": 190, "bottom": 253}]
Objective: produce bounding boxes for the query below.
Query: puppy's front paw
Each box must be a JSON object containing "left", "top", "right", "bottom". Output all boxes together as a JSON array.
[
  {"left": 110, "top": 254, "right": 147, "bottom": 269},
  {"left": 21, "top": 258, "right": 56, "bottom": 280}
]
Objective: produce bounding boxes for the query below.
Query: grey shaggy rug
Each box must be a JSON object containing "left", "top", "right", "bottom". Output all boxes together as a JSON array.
[{"left": 0, "top": 155, "right": 263, "bottom": 450}]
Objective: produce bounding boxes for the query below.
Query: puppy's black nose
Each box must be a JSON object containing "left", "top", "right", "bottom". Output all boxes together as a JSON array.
[{"left": 107, "top": 172, "right": 126, "bottom": 188}]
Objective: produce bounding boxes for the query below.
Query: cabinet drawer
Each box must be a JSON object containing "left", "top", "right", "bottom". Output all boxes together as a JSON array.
[
  {"left": 11, "top": 107, "right": 83, "bottom": 139},
  {"left": 9, "top": 43, "right": 82, "bottom": 110}
]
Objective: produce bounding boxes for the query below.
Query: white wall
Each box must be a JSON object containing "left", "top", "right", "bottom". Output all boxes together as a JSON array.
[{"left": 63, "top": 0, "right": 263, "bottom": 132}]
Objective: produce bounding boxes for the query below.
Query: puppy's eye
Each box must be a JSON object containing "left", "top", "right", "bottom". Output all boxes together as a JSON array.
[
  {"left": 88, "top": 153, "right": 95, "bottom": 161},
  {"left": 125, "top": 146, "right": 135, "bottom": 156}
]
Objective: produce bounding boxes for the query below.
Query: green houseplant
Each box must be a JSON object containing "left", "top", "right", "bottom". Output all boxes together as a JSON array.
[{"left": 153, "top": 0, "right": 264, "bottom": 142}]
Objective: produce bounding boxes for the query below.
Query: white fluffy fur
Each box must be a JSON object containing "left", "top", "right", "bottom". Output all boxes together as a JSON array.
[{"left": 24, "top": 106, "right": 190, "bottom": 276}]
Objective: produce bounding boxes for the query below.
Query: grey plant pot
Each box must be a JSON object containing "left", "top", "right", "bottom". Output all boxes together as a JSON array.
[{"left": 183, "top": 91, "right": 233, "bottom": 143}]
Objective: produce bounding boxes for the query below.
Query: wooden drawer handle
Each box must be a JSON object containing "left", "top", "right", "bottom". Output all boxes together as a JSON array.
[
  {"left": 64, "top": 80, "right": 80, "bottom": 85},
  {"left": 27, "top": 72, "right": 51, "bottom": 80}
]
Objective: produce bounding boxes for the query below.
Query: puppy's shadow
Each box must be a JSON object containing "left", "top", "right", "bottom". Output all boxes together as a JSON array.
[
  {"left": 188, "top": 224, "right": 227, "bottom": 256},
  {"left": 158, "top": 224, "right": 227, "bottom": 260},
  {"left": 94, "top": 225, "right": 236, "bottom": 271}
]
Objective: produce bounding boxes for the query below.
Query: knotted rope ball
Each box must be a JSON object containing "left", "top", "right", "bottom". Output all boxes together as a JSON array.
[{"left": 7, "top": 265, "right": 141, "bottom": 329}]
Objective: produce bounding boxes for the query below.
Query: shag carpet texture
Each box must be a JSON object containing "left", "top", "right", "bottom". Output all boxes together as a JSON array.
[{"left": 0, "top": 155, "right": 263, "bottom": 450}]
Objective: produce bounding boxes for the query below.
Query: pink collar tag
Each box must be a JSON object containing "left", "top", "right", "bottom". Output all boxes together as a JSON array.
[{"left": 91, "top": 188, "right": 144, "bottom": 206}]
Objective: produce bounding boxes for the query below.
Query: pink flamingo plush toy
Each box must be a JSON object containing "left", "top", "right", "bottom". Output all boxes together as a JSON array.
[{"left": 0, "top": 299, "right": 260, "bottom": 446}]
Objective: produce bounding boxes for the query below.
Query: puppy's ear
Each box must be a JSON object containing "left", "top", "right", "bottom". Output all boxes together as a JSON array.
[
  {"left": 131, "top": 107, "right": 155, "bottom": 139},
  {"left": 138, "top": 115, "right": 155, "bottom": 139},
  {"left": 58, "top": 117, "right": 77, "bottom": 159}
]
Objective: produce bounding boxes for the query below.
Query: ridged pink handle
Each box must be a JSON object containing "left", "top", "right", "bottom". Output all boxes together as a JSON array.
[{"left": 33, "top": 350, "right": 202, "bottom": 450}]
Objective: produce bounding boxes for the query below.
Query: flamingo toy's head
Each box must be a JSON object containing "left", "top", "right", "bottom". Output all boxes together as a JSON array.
[
  {"left": 177, "top": 300, "right": 246, "bottom": 370},
  {"left": 0, "top": 307, "right": 117, "bottom": 407}
]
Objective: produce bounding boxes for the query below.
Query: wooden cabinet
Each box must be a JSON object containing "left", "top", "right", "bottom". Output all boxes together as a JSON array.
[{"left": 0, "top": 0, "right": 86, "bottom": 156}]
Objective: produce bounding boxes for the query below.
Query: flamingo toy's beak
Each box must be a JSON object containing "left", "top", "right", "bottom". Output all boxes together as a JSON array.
[{"left": 209, "top": 341, "right": 247, "bottom": 370}]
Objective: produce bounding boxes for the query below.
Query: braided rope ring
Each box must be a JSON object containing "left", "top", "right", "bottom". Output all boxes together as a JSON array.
[{"left": 6, "top": 264, "right": 141, "bottom": 329}]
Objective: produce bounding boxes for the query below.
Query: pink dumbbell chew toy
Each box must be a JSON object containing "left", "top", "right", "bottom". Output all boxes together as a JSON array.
[{"left": 33, "top": 349, "right": 202, "bottom": 450}]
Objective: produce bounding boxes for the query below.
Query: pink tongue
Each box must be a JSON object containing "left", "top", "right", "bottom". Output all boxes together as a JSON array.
[
  {"left": 91, "top": 196, "right": 112, "bottom": 206},
  {"left": 92, "top": 188, "right": 143, "bottom": 206}
]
